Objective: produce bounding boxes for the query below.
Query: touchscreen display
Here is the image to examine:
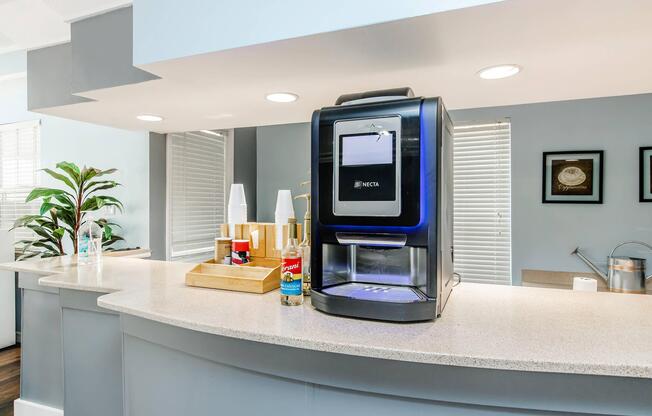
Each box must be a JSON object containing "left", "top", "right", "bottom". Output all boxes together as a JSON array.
[
  {"left": 338, "top": 132, "right": 396, "bottom": 202},
  {"left": 341, "top": 132, "right": 393, "bottom": 166}
]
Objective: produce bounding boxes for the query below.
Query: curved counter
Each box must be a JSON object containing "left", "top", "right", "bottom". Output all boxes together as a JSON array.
[
  {"left": 4, "top": 256, "right": 652, "bottom": 416},
  {"left": 25, "top": 256, "right": 652, "bottom": 378}
]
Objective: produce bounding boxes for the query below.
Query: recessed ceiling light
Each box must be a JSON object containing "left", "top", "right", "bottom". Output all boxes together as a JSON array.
[
  {"left": 265, "top": 92, "right": 298, "bottom": 103},
  {"left": 136, "top": 114, "right": 163, "bottom": 122},
  {"left": 478, "top": 64, "right": 521, "bottom": 80}
]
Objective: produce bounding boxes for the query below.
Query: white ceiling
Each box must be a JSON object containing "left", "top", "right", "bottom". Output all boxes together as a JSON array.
[
  {"left": 35, "top": 0, "right": 652, "bottom": 133},
  {"left": 0, "top": 0, "right": 131, "bottom": 53}
]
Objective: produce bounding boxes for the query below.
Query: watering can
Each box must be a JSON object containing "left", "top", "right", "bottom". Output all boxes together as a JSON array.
[{"left": 572, "top": 241, "right": 652, "bottom": 294}]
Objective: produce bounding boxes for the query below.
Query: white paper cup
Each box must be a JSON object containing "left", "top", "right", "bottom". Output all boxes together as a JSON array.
[
  {"left": 228, "top": 184, "right": 247, "bottom": 207},
  {"left": 275, "top": 190, "right": 295, "bottom": 249}
]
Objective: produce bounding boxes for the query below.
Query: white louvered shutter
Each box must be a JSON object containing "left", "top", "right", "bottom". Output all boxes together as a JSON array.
[
  {"left": 453, "top": 121, "right": 512, "bottom": 284},
  {"left": 167, "top": 130, "right": 231, "bottom": 262},
  {"left": 0, "top": 120, "right": 41, "bottom": 242}
]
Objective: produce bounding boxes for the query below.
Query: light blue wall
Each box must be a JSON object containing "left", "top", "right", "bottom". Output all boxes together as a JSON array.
[
  {"left": 132, "top": 0, "right": 501, "bottom": 65},
  {"left": 0, "top": 50, "right": 26, "bottom": 77},
  {"left": 0, "top": 53, "right": 150, "bottom": 252},
  {"left": 254, "top": 94, "right": 652, "bottom": 284}
]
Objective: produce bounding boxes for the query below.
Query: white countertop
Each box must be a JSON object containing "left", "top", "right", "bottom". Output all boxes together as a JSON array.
[{"left": 3, "top": 256, "right": 652, "bottom": 379}]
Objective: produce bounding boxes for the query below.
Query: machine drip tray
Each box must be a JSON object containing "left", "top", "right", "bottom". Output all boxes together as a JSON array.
[{"left": 321, "top": 282, "right": 426, "bottom": 303}]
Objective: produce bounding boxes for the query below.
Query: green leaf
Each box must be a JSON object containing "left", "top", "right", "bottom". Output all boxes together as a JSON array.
[
  {"left": 17, "top": 252, "right": 40, "bottom": 261},
  {"left": 39, "top": 201, "right": 68, "bottom": 216},
  {"left": 85, "top": 180, "right": 121, "bottom": 195},
  {"left": 12, "top": 214, "right": 43, "bottom": 229},
  {"left": 56, "top": 162, "right": 81, "bottom": 184},
  {"left": 102, "top": 224, "right": 113, "bottom": 239},
  {"left": 95, "top": 168, "right": 117, "bottom": 178},
  {"left": 31, "top": 240, "right": 60, "bottom": 253},
  {"left": 25, "top": 224, "right": 58, "bottom": 244},
  {"left": 102, "top": 235, "right": 124, "bottom": 247},
  {"left": 42, "top": 168, "right": 77, "bottom": 192},
  {"left": 53, "top": 227, "right": 65, "bottom": 239},
  {"left": 25, "top": 188, "right": 66, "bottom": 203},
  {"left": 80, "top": 196, "right": 106, "bottom": 212},
  {"left": 94, "top": 195, "right": 124, "bottom": 211},
  {"left": 81, "top": 167, "right": 101, "bottom": 183},
  {"left": 53, "top": 193, "right": 75, "bottom": 208}
]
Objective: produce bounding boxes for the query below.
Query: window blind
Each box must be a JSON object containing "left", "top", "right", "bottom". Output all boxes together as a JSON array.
[
  {"left": 0, "top": 120, "right": 40, "bottom": 242},
  {"left": 167, "top": 130, "right": 231, "bottom": 262},
  {"left": 453, "top": 121, "right": 511, "bottom": 285}
]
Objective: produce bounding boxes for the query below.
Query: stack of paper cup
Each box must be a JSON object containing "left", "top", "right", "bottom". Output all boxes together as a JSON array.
[
  {"left": 572, "top": 277, "right": 598, "bottom": 292},
  {"left": 275, "top": 190, "right": 295, "bottom": 249},
  {"left": 228, "top": 184, "right": 247, "bottom": 237}
]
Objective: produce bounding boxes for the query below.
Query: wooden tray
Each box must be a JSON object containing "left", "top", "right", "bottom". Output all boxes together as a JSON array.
[{"left": 185, "top": 260, "right": 280, "bottom": 294}]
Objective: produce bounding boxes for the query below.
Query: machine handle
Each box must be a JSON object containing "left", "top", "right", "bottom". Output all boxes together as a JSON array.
[
  {"left": 335, "top": 233, "right": 407, "bottom": 247},
  {"left": 336, "top": 87, "right": 414, "bottom": 106}
]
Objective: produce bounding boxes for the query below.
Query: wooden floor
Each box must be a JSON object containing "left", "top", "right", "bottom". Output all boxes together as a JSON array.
[{"left": 0, "top": 345, "right": 20, "bottom": 416}]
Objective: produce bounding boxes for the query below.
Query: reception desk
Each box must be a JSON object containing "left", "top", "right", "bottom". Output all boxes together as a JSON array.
[{"left": 2, "top": 256, "right": 652, "bottom": 416}]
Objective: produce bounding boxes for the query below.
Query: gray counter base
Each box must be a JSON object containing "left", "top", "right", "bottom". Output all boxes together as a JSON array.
[
  {"left": 60, "top": 289, "right": 123, "bottom": 416},
  {"left": 19, "top": 273, "right": 63, "bottom": 410},
  {"left": 122, "top": 315, "right": 652, "bottom": 416}
]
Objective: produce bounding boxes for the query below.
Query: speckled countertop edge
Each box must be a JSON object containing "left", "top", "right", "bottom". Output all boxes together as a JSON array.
[{"left": 96, "top": 296, "right": 652, "bottom": 379}]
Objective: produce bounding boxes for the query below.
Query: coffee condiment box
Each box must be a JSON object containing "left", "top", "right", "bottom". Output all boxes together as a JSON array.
[{"left": 219, "top": 222, "right": 302, "bottom": 260}]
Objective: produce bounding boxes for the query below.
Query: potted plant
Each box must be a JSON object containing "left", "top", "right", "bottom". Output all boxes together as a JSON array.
[{"left": 12, "top": 161, "right": 126, "bottom": 259}]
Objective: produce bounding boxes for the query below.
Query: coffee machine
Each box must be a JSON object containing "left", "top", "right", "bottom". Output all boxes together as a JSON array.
[{"left": 310, "top": 88, "right": 455, "bottom": 322}]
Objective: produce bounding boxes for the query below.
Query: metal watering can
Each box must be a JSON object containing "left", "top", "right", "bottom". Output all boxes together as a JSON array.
[{"left": 572, "top": 241, "right": 652, "bottom": 294}]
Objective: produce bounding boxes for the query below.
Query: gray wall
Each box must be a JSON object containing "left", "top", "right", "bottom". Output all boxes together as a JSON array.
[
  {"left": 26, "top": 43, "right": 92, "bottom": 110},
  {"left": 254, "top": 94, "right": 652, "bottom": 284},
  {"left": 256, "top": 123, "right": 311, "bottom": 223},
  {"left": 234, "top": 127, "right": 258, "bottom": 221},
  {"left": 70, "top": 6, "right": 158, "bottom": 94},
  {"left": 149, "top": 133, "right": 167, "bottom": 260},
  {"left": 451, "top": 94, "right": 652, "bottom": 283}
]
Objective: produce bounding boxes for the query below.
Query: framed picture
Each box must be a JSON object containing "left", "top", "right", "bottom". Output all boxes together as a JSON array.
[
  {"left": 640, "top": 147, "right": 652, "bottom": 202},
  {"left": 542, "top": 150, "right": 603, "bottom": 204}
]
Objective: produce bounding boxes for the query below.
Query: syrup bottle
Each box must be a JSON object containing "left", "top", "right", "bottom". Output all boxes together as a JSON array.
[
  {"left": 294, "top": 193, "right": 311, "bottom": 296},
  {"left": 280, "top": 218, "right": 303, "bottom": 306}
]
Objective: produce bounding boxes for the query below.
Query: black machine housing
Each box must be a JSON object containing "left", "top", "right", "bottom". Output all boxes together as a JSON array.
[{"left": 310, "top": 88, "right": 455, "bottom": 322}]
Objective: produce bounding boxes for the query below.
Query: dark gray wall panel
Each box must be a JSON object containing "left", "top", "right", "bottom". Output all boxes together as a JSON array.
[
  {"left": 19, "top": 273, "right": 63, "bottom": 409},
  {"left": 71, "top": 6, "right": 158, "bottom": 94},
  {"left": 61, "top": 290, "right": 122, "bottom": 416},
  {"left": 256, "top": 123, "right": 310, "bottom": 222},
  {"left": 149, "top": 132, "right": 167, "bottom": 260},
  {"left": 234, "top": 127, "right": 257, "bottom": 220},
  {"left": 27, "top": 43, "right": 92, "bottom": 110}
]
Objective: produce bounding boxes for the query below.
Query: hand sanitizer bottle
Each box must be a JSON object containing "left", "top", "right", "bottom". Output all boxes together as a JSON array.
[{"left": 78, "top": 214, "right": 102, "bottom": 265}]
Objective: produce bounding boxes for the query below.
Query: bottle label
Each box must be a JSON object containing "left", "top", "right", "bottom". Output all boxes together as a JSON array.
[
  {"left": 281, "top": 257, "right": 302, "bottom": 296},
  {"left": 78, "top": 236, "right": 90, "bottom": 257},
  {"left": 231, "top": 250, "right": 250, "bottom": 265}
]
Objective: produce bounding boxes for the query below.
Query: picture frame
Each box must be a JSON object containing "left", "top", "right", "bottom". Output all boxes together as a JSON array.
[
  {"left": 542, "top": 150, "right": 603, "bottom": 204},
  {"left": 640, "top": 147, "right": 652, "bottom": 202}
]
